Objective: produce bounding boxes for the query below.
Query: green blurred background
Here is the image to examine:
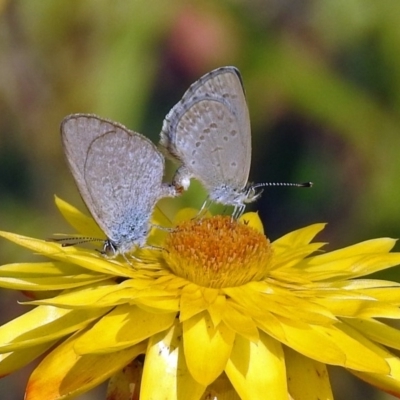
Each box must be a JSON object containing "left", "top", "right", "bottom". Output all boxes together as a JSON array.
[{"left": 0, "top": 0, "right": 400, "bottom": 399}]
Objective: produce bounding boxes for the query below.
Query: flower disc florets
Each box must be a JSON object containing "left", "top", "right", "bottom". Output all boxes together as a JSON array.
[{"left": 164, "top": 215, "right": 273, "bottom": 288}]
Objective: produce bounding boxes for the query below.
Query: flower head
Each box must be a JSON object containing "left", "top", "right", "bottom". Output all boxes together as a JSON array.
[
  {"left": 1, "top": 197, "right": 400, "bottom": 399},
  {"left": 164, "top": 213, "right": 272, "bottom": 287}
]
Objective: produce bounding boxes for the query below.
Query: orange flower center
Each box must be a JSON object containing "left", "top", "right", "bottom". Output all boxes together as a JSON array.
[{"left": 164, "top": 216, "right": 272, "bottom": 288}]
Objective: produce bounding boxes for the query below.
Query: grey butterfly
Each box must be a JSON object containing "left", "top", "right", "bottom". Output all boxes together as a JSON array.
[
  {"left": 160, "top": 66, "right": 311, "bottom": 217},
  {"left": 60, "top": 114, "right": 177, "bottom": 257}
]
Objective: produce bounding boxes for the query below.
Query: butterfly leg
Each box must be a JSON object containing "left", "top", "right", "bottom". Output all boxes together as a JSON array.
[
  {"left": 232, "top": 204, "right": 246, "bottom": 220},
  {"left": 197, "top": 197, "right": 211, "bottom": 218},
  {"left": 151, "top": 224, "right": 173, "bottom": 232}
]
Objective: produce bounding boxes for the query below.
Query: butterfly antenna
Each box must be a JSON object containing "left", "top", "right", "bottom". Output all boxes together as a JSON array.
[
  {"left": 49, "top": 236, "right": 103, "bottom": 247},
  {"left": 252, "top": 181, "right": 313, "bottom": 189}
]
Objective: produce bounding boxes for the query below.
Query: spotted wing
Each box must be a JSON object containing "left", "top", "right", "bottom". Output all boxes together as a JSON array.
[
  {"left": 61, "top": 114, "right": 166, "bottom": 240},
  {"left": 160, "top": 66, "right": 251, "bottom": 191}
]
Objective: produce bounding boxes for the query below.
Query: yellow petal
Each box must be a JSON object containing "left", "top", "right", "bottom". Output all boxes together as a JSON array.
[
  {"left": 344, "top": 331, "right": 400, "bottom": 397},
  {"left": 207, "top": 295, "right": 227, "bottom": 327},
  {"left": 269, "top": 318, "right": 389, "bottom": 373},
  {"left": 25, "top": 328, "right": 146, "bottom": 400},
  {"left": 327, "top": 322, "right": 389, "bottom": 373},
  {"left": 134, "top": 295, "right": 180, "bottom": 312},
  {"left": 350, "top": 353, "right": 400, "bottom": 398},
  {"left": 62, "top": 253, "right": 137, "bottom": 278},
  {"left": 255, "top": 316, "right": 346, "bottom": 366},
  {"left": 176, "top": 287, "right": 219, "bottom": 318},
  {"left": 222, "top": 302, "right": 259, "bottom": 342},
  {"left": 360, "top": 287, "right": 400, "bottom": 304},
  {"left": 0, "top": 261, "right": 109, "bottom": 291},
  {"left": 183, "top": 311, "right": 235, "bottom": 386},
  {"left": 28, "top": 278, "right": 178, "bottom": 311},
  {"left": 156, "top": 274, "right": 188, "bottom": 291},
  {"left": 0, "top": 231, "right": 80, "bottom": 260},
  {"left": 225, "top": 331, "right": 287, "bottom": 400},
  {"left": 316, "top": 297, "right": 400, "bottom": 319},
  {"left": 0, "top": 342, "right": 57, "bottom": 376},
  {"left": 141, "top": 320, "right": 205, "bottom": 400},
  {"left": 201, "top": 286, "right": 219, "bottom": 303},
  {"left": 27, "top": 281, "right": 131, "bottom": 308},
  {"left": 285, "top": 346, "right": 333, "bottom": 400},
  {"left": 55, "top": 196, "right": 103, "bottom": 237},
  {"left": 301, "top": 253, "right": 400, "bottom": 281},
  {"left": 345, "top": 318, "right": 400, "bottom": 350},
  {"left": 272, "top": 223, "right": 326, "bottom": 250},
  {"left": 315, "top": 238, "right": 397, "bottom": 261},
  {"left": 180, "top": 284, "right": 209, "bottom": 322},
  {"left": 0, "top": 231, "right": 138, "bottom": 278},
  {"left": 0, "top": 305, "right": 109, "bottom": 352},
  {"left": 270, "top": 243, "right": 326, "bottom": 272},
  {"left": 75, "top": 304, "right": 176, "bottom": 354},
  {"left": 326, "top": 279, "right": 400, "bottom": 291},
  {"left": 238, "top": 212, "right": 264, "bottom": 234},
  {"left": 225, "top": 284, "right": 336, "bottom": 326}
]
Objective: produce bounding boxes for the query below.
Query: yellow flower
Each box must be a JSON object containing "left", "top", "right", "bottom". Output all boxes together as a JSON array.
[{"left": 1, "top": 197, "right": 400, "bottom": 399}]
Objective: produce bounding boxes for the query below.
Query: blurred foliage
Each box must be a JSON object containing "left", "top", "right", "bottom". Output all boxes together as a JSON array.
[{"left": 0, "top": 0, "right": 400, "bottom": 399}]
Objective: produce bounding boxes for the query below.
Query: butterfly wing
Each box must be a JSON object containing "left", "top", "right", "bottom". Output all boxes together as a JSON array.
[
  {"left": 160, "top": 66, "right": 251, "bottom": 191},
  {"left": 61, "top": 114, "right": 167, "bottom": 242}
]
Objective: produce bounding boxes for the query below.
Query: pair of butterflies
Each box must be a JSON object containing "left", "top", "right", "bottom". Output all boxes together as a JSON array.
[{"left": 61, "top": 66, "right": 311, "bottom": 258}]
